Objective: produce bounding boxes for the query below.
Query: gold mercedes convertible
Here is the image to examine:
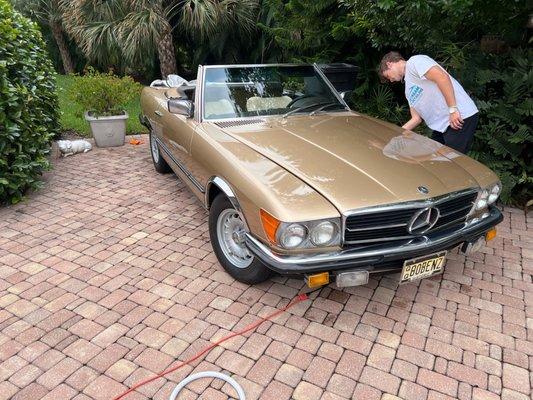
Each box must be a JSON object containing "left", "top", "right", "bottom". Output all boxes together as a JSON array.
[{"left": 140, "top": 64, "right": 503, "bottom": 288}]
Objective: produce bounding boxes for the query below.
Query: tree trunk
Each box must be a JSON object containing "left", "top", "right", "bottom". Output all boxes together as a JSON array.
[
  {"left": 50, "top": 21, "right": 74, "bottom": 74},
  {"left": 157, "top": 24, "right": 177, "bottom": 78}
]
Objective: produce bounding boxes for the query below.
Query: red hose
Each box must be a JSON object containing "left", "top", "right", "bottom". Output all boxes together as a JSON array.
[{"left": 112, "top": 293, "right": 309, "bottom": 400}]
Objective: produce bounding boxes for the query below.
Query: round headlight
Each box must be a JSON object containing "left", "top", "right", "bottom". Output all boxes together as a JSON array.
[
  {"left": 491, "top": 185, "right": 500, "bottom": 195},
  {"left": 488, "top": 194, "right": 499, "bottom": 204},
  {"left": 279, "top": 224, "right": 307, "bottom": 248},
  {"left": 480, "top": 189, "right": 489, "bottom": 199},
  {"left": 309, "top": 221, "right": 336, "bottom": 246}
]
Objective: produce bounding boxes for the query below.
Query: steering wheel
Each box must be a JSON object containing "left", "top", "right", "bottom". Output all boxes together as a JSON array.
[{"left": 286, "top": 94, "right": 316, "bottom": 108}]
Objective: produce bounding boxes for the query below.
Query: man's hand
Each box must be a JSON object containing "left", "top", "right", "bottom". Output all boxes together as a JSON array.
[{"left": 449, "top": 111, "right": 463, "bottom": 130}]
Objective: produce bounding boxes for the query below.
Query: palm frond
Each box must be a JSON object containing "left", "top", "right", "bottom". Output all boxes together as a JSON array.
[
  {"left": 118, "top": 8, "right": 167, "bottom": 66},
  {"left": 178, "top": 0, "right": 220, "bottom": 39}
]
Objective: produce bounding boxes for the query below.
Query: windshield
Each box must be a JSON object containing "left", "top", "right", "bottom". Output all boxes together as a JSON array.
[{"left": 202, "top": 65, "right": 346, "bottom": 120}]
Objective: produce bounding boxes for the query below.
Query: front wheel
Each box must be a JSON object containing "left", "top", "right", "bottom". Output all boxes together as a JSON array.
[
  {"left": 209, "top": 195, "right": 272, "bottom": 284},
  {"left": 149, "top": 131, "right": 171, "bottom": 173}
]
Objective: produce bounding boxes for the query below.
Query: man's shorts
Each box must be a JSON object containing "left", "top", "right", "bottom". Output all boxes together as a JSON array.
[{"left": 432, "top": 113, "right": 479, "bottom": 154}]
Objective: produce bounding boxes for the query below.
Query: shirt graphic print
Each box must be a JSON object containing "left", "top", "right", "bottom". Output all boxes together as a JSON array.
[{"left": 407, "top": 85, "right": 423, "bottom": 106}]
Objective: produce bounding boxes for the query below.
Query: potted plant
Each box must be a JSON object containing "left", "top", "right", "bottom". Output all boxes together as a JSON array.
[{"left": 69, "top": 68, "right": 140, "bottom": 147}]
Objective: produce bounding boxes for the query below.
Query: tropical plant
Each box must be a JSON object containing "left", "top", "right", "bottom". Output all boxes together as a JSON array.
[
  {"left": 454, "top": 49, "right": 532, "bottom": 204},
  {"left": 60, "top": 0, "right": 260, "bottom": 78},
  {"left": 12, "top": 0, "right": 75, "bottom": 73},
  {"left": 0, "top": 0, "right": 60, "bottom": 204},
  {"left": 68, "top": 68, "right": 141, "bottom": 117},
  {"left": 184, "top": 0, "right": 260, "bottom": 65},
  {"left": 60, "top": 0, "right": 127, "bottom": 73},
  {"left": 340, "top": 0, "right": 529, "bottom": 53},
  {"left": 260, "top": 0, "right": 350, "bottom": 62}
]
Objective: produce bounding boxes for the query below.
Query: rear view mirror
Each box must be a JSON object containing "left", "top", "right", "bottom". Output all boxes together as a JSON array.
[{"left": 168, "top": 99, "right": 194, "bottom": 118}]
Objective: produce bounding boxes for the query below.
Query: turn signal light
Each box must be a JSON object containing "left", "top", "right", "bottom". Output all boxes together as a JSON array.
[
  {"left": 260, "top": 209, "right": 280, "bottom": 243},
  {"left": 306, "top": 272, "right": 329, "bottom": 288},
  {"left": 485, "top": 228, "right": 497, "bottom": 242}
]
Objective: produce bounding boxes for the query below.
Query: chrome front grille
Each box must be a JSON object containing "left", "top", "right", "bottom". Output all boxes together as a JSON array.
[{"left": 343, "top": 190, "right": 478, "bottom": 245}]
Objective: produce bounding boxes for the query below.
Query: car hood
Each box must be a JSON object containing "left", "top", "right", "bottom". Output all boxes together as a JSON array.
[{"left": 211, "top": 112, "right": 485, "bottom": 212}]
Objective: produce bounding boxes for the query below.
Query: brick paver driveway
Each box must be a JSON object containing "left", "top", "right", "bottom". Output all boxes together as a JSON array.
[{"left": 0, "top": 135, "right": 531, "bottom": 400}]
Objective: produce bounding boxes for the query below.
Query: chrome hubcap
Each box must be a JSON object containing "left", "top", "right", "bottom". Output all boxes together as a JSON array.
[
  {"left": 217, "top": 209, "right": 253, "bottom": 268},
  {"left": 151, "top": 135, "right": 159, "bottom": 163}
]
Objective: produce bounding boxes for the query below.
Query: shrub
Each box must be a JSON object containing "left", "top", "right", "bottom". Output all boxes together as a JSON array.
[
  {"left": 453, "top": 48, "right": 532, "bottom": 205},
  {"left": 0, "top": 0, "right": 60, "bottom": 205},
  {"left": 68, "top": 68, "right": 141, "bottom": 117}
]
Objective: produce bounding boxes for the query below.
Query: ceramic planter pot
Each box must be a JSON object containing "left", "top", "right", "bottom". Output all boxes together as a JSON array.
[{"left": 84, "top": 111, "right": 128, "bottom": 147}]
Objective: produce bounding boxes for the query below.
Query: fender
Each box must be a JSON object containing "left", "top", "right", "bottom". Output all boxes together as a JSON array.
[{"left": 205, "top": 176, "right": 242, "bottom": 212}]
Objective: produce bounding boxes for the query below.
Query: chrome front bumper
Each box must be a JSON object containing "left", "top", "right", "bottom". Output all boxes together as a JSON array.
[{"left": 245, "top": 206, "right": 503, "bottom": 274}]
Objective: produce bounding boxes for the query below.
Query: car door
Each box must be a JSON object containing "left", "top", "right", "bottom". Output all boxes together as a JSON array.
[{"left": 157, "top": 87, "right": 205, "bottom": 196}]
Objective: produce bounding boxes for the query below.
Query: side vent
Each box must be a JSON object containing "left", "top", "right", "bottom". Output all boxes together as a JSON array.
[{"left": 215, "top": 119, "right": 265, "bottom": 128}]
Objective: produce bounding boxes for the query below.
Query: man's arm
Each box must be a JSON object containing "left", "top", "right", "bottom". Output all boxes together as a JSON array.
[
  {"left": 402, "top": 107, "right": 422, "bottom": 130},
  {"left": 424, "top": 66, "right": 463, "bottom": 130}
]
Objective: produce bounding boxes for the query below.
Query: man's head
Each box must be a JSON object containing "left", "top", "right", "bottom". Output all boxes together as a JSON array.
[{"left": 379, "top": 52, "right": 406, "bottom": 82}]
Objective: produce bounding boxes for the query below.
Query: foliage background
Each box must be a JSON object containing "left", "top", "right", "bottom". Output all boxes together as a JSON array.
[
  {"left": 1, "top": 0, "right": 60, "bottom": 204},
  {"left": 9, "top": 0, "right": 532, "bottom": 205}
]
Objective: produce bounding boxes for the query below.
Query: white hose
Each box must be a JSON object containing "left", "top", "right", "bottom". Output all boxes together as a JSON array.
[{"left": 168, "top": 371, "right": 246, "bottom": 400}]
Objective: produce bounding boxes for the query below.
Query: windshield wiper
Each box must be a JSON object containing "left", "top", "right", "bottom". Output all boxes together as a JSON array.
[
  {"left": 309, "top": 102, "right": 345, "bottom": 115},
  {"left": 282, "top": 101, "right": 340, "bottom": 118}
]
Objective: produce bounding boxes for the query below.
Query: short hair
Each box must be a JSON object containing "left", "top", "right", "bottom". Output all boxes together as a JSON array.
[{"left": 378, "top": 51, "right": 405, "bottom": 82}]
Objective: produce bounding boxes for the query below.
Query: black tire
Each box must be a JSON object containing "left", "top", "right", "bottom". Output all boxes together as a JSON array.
[
  {"left": 209, "top": 194, "right": 272, "bottom": 284},
  {"left": 149, "top": 131, "right": 171, "bottom": 173}
]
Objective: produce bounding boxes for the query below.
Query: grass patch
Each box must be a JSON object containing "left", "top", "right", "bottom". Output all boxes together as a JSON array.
[{"left": 56, "top": 74, "right": 145, "bottom": 136}]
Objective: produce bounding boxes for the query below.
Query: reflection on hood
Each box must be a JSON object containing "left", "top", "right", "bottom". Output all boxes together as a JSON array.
[{"left": 381, "top": 133, "right": 460, "bottom": 163}]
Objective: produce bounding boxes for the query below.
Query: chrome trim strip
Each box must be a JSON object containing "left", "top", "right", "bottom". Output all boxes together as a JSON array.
[
  {"left": 313, "top": 62, "right": 350, "bottom": 109},
  {"left": 439, "top": 203, "right": 474, "bottom": 217},
  {"left": 196, "top": 65, "right": 204, "bottom": 123},
  {"left": 203, "top": 63, "right": 307, "bottom": 69},
  {"left": 156, "top": 138, "right": 205, "bottom": 193},
  {"left": 245, "top": 207, "right": 501, "bottom": 267},
  {"left": 346, "top": 222, "right": 407, "bottom": 232},
  {"left": 344, "top": 235, "right": 413, "bottom": 245},
  {"left": 344, "top": 189, "right": 478, "bottom": 217},
  {"left": 205, "top": 176, "right": 241, "bottom": 212},
  {"left": 432, "top": 217, "right": 468, "bottom": 232},
  {"left": 204, "top": 176, "right": 250, "bottom": 231}
]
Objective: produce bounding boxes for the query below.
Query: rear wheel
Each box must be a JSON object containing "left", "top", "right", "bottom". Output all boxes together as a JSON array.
[
  {"left": 209, "top": 194, "right": 272, "bottom": 284},
  {"left": 149, "top": 131, "right": 171, "bottom": 173}
]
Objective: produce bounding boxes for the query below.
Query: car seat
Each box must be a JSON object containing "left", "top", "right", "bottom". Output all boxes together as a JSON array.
[
  {"left": 204, "top": 86, "right": 235, "bottom": 118},
  {"left": 246, "top": 82, "right": 291, "bottom": 112}
]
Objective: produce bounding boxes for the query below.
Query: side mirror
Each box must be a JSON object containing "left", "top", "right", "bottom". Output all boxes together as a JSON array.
[{"left": 168, "top": 99, "right": 194, "bottom": 118}]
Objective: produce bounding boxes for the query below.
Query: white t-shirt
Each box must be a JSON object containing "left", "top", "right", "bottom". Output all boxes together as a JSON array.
[{"left": 405, "top": 55, "right": 478, "bottom": 133}]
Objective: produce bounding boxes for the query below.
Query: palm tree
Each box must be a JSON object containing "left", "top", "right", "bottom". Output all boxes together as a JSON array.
[
  {"left": 183, "top": 0, "right": 259, "bottom": 64},
  {"left": 60, "top": 0, "right": 259, "bottom": 78},
  {"left": 13, "top": 0, "right": 75, "bottom": 73},
  {"left": 60, "top": 0, "right": 126, "bottom": 72},
  {"left": 119, "top": 0, "right": 179, "bottom": 78}
]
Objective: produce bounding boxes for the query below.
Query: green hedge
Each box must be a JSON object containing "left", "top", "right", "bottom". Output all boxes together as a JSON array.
[
  {"left": 455, "top": 49, "right": 532, "bottom": 205},
  {"left": 0, "top": 0, "right": 60, "bottom": 204}
]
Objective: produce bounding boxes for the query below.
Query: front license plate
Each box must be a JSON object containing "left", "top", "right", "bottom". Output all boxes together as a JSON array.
[{"left": 400, "top": 251, "right": 447, "bottom": 284}]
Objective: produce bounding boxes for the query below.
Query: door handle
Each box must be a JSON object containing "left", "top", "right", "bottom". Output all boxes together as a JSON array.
[{"left": 155, "top": 110, "right": 163, "bottom": 116}]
